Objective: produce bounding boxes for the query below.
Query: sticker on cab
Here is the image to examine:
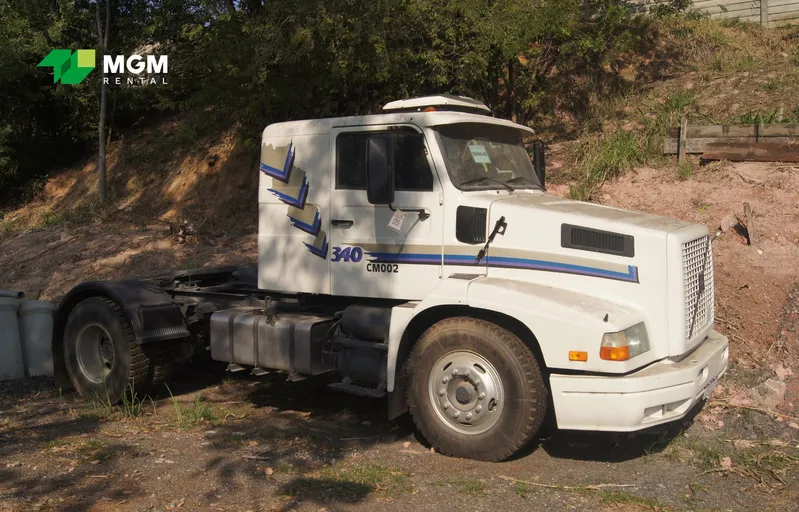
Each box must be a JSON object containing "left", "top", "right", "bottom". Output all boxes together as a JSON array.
[
  {"left": 387, "top": 209, "right": 407, "bottom": 232},
  {"left": 468, "top": 144, "right": 491, "bottom": 164}
]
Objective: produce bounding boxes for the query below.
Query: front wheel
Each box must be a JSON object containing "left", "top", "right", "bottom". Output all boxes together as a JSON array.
[{"left": 406, "top": 317, "right": 547, "bottom": 461}]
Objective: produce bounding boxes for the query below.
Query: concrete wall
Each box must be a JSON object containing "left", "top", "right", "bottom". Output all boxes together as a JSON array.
[{"left": 632, "top": 0, "right": 799, "bottom": 27}]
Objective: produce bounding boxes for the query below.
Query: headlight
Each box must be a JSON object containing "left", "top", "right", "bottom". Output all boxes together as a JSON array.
[{"left": 600, "top": 322, "right": 650, "bottom": 361}]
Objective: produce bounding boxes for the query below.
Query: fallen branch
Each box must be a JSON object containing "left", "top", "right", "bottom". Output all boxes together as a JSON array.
[
  {"left": 242, "top": 455, "right": 270, "bottom": 461},
  {"left": 709, "top": 400, "right": 799, "bottom": 422},
  {"left": 498, "top": 475, "right": 635, "bottom": 491},
  {"left": 340, "top": 434, "right": 384, "bottom": 441},
  {"left": 736, "top": 171, "right": 763, "bottom": 185}
]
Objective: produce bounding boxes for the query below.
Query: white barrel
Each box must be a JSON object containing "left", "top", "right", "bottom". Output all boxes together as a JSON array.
[
  {"left": 0, "top": 297, "right": 24, "bottom": 380},
  {"left": 19, "top": 300, "right": 55, "bottom": 377}
]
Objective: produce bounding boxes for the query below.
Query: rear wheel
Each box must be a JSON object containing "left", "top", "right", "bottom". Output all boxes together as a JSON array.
[
  {"left": 64, "top": 297, "right": 150, "bottom": 403},
  {"left": 406, "top": 317, "right": 547, "bottom": 461}
]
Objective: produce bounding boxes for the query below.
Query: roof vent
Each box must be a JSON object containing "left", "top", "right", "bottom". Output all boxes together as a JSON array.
[{"left": 382, "top": 95, "right": 491, "bottom": 115}]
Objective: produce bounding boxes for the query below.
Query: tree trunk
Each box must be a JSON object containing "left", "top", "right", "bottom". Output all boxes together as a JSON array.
[
  {"left": 223, "top": 0, "right": 235, "bottom": 14},
  {"left": 507, "top": 58, "right": 516, "bottom": 123},
  {"left": 96, "top": 0, "right": 111, "bottom": 204}
]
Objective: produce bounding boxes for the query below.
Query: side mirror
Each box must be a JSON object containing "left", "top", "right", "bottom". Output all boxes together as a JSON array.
[
  {"left": 366, "top": 136, "right": 395, "bottom": 205},
  {"left": 532, "top": 140, "right": 546, "bottom": 190}
]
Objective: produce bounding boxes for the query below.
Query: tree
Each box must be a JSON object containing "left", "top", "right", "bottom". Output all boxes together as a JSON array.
[{"left": 96, "top": 0, "right": 111, "bottom": 204}]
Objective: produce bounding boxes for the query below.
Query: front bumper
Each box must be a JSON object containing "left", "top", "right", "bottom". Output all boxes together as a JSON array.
[{"left": 549, "top": 329, "right": 729, "bottom": 431}]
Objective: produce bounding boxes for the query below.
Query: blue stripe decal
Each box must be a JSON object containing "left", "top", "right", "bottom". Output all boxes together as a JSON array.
[
  {"left": 289, "top": 208, "right": 321, "bottom": 236},
  {"left": 366, "top": 251, "right": 638, "bottom": 283},
  {"left": 304, "top": 235, "right": 329, "bottom": 259},
  {"left": 268, "top": 176, "right": 308, "bottom": 208},
  {"left": 260, "top": 141, "right": 295, "bottom": 182}
]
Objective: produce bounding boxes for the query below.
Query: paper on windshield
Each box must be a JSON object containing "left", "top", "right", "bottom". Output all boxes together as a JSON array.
[{"left": 468, "top": 144, "right": 491, "bottom": 164}]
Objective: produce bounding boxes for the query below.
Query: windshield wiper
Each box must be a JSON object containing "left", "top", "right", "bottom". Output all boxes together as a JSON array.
[
  {"left": 459, "top": 176, "right": 514, "bottom": 192},
  {"left": 505, "top": 176, "right": 540, "bottom": 188}
]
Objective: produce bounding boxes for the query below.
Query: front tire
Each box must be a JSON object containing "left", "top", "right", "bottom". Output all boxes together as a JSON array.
[
  {"left": 406, "top": 317, "right": 547, "bottom": 461},
  {"left": 63, "top": 297, "right": 150, "bottom": 403}
]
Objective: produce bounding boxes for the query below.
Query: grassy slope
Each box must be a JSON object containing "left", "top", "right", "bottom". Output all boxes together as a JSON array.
[
  {"left": 0, "top": 17, "right": 797, "bottom": 234},
  {"left": 562, "top": 17, "right": 799, "bottom": 199}
]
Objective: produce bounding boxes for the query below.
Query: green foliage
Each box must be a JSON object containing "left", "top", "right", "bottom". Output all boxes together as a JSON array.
[
  {"left": 168, "top": 387, "right": 218, "bottom": 428},
  {"left": 0, "top": 0, "right": 652, "bottom": 203},
  {"left": 650, "top": 0, "right": 705, "bottom": 20},
  {"left": 569, "top": 130, "right": 643, "bottom": 200},
  {"left": 733, "top": 108, "right": 799, "bottom": 124}
]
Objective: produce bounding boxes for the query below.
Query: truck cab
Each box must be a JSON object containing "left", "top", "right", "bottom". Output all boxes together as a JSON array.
[{"left": 54, "top": 95, "right": 729, "bottom": 462}]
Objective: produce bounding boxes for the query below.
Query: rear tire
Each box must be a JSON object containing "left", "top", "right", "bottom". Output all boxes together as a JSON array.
[
  {"left": 63, "top": 297, "right": 150, "bottom": 403},
  {"left": 406, "top": 317, "right": 547, "bottom": 461}
]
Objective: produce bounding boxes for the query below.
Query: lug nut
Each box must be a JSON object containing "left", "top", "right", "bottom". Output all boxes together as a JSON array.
[
  {"left": 464, "top": 369, "right": 470, "bottom": 376},
  {"left": 452, "top": 369, "right": 458, "bottom": 376},
  {"left": 453, "top": 411, "right": 460, "bottom": 418},
  {"left": 478, "top": 393, "right": 485, "bottom": 400},
  {"left": 473, "top": 379, "right": 481, "bottom": 386},
  {"left": 443, "top": 403, "right": 449, "bottom": 409},
  {"left": 438, "top": 389, "right": 445, "bottom": 396},
  {"left": 475, "top": 406, "right": 482, "bottom": 413},
  {"left": 465, "top": 413, "right": 472, "bottom": 420},
  {"left": 442, "top": 377, "right": 449, "bottom": 384}
]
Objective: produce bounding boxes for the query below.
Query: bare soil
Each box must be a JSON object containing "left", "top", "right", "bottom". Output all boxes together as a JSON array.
[{"left": 2, "top": 159, "right": 799, "bottom": 512}]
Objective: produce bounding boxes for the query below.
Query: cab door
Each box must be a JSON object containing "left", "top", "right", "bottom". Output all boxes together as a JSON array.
[{"left": 329, "top": 125, "right": 444, "bottom": 300}]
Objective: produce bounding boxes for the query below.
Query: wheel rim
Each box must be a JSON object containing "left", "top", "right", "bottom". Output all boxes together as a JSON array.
[
  {"left": 428, "top": 350, "right": 504, "bottom": 435},
  {"left": 75, "top": 323, "right": 116, "bottom": 384}
]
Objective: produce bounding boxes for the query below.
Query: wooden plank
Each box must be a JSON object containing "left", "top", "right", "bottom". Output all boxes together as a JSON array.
[
  {"left": 664, "top": 136, "right": 795, "bottom": 154},
  {"left": 678, "top": 117, "right": 688, "bottom": 164},
  {"left": 702, "top": 142, "right": 799, "bottom": 162},
  {"left": 666, "top": 123, "right": 799, "bottom": 138}
]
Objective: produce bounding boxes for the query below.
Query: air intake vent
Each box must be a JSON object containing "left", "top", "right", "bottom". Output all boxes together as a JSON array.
[
  {"left": 561, "top": 224, "right": 634, "bottom": 257},
  {"left": 456, "top": 206, "right": 487, "bottom": 244}
]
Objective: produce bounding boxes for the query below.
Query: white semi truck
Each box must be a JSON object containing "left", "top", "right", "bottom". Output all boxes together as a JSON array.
[{"left": 53, "top": 95, "right": 728, "bottom": 461}]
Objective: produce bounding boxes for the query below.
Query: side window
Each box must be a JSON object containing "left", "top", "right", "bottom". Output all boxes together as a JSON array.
[
  {"left": 336, "top": 129, "right": 434, "bottom": 191},
  {"left": 394, "top": 131, "right": 433, "bottom": 191},
  {"left": 336, "top": 132, "right": 370, "bottom": 189}
]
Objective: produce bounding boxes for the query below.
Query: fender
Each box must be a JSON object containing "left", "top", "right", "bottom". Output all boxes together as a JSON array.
[
  {"left": 52, "top": 280, "right": 189, "bottom": 388},
  {"left": 466, "top": 277, "right": 652, "bottom": 373},
  {"left": 387, "top": 276, "right": 651, "bottom": 393}
]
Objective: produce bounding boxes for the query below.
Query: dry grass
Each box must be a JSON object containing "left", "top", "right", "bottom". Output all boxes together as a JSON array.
[{"left": 566, "top": 17, "right": 799, "bottom": 199}]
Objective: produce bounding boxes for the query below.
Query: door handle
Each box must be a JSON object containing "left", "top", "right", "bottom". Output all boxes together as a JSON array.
[{"left": 331, "top": 219, "right": 354, "bottom": 227}]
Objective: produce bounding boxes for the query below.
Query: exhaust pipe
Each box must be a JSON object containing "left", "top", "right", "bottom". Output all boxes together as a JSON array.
[{"left": 0, "top": 290, "right": 25, "bottom": 299}]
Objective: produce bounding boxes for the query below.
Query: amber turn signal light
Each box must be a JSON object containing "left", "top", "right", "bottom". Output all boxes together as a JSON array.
[
  {"left": 569, "top": 351, "right": 588, "bottom": 362},
  {"left": 600, "top": 345, "right": 631, "bottom": 361}
]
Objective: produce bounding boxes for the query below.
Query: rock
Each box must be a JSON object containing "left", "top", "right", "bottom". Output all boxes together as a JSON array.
[
  {"left": 265, "top": 467, "right": 274, "bottom": 476},
  {"left": 402, "top": 441, "right": 411, "bottom": 448},
  {"left": 772, "top": 364, "right": 794, "bottom": 381},
  {"left": 788, "top": 422, "right": 799, "bottom": 430},
  {"left": 732, "top": 439, "right": 755, "bottom": 449},
  {"left": 6, "top": 462, "right": 22, "bottom": 468},
  {"left": 720, "top": 456, "right": 733, "bottom": 469},
  {"left": 748, "top": 379, "right": 786, "bottom": 409},
  {"left": 720, "top": 213, "right": 737, "bottom": 233}
]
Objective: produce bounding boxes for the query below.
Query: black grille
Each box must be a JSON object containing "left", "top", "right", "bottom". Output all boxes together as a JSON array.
[
  {"left": 561, "top": 224, "right": 634, "bottom": 257},
  {"left": 456, "top": 206, "right": 487, "bottom": 244}
]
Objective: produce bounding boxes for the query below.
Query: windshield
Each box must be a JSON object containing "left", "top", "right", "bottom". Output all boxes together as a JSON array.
[{"left": 434, "top": 123, "right": 541, "bottom": 191}]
